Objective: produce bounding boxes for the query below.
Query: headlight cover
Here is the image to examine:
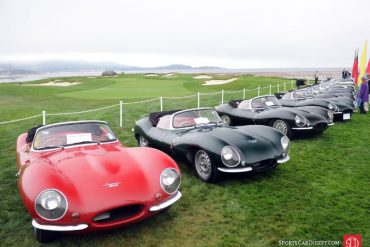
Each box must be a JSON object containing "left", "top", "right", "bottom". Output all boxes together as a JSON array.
[
  {"left": 281, "top": 136, "right": 290, "bottom": 153},
  {"left": 295, "top": 115, "right": 308, "bottom": 127},
  {"left": 328, "top": 102, "right": 338, "bottom": 112},
  {"left": 35, "top": 189, "right": 68, "bottom": 220},
  {"left": 160, "top": 168, "right": 181, "bottom": 195},
  {"left": 221, "top": 146, "right": 240, "bottom": 167},
  {"left": 327, "top": 111, "right": 334, "bottom": 122}
]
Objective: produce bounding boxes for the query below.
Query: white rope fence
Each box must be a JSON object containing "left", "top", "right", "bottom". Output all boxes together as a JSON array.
[
  {"left": 0, "top": 81, "right": 295, "bottom": 127},
  {"left": 0, "top": 114, "right": 42, "bottom": 125},
  {"left": 46, "top": 104, "right": 120, "bottom": 116},
  {"left": 122, "top": 97, "right": 160, "bottom": 105}
]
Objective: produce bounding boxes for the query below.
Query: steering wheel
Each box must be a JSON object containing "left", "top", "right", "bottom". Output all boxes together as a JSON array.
[
  {"left": 178, "top": 121, "right": 193, "bottom": 127},
  {"left": 41, "top": 136, "right": 65, "bottom": 147}
]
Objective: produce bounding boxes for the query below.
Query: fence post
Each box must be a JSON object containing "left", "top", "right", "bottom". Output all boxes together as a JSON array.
[
  {"left": 42, "top": 111, "right": 46, "bottom": 125},
  {"left": 284, "top": 82, "right": 286, "bottom": 92},
  {"left": 258, "top": 86, "right": 260, "bottom": 96},
  {"left": 197, "top": 92, "right": 200, "bottom": 109},
  {"left": 277, "top": 84, "right": 280, "bottom": 93},
  {"left": 221, "top": 90, "right": 224, "bottom": 104},
  {"left": 243, "top": 88, "right": 246, "bottom": 99},
  {"left": 160, "top": 97, "right": 163, "bottom": 111},
  {"left": 269, "top": 84, "right": 272, "bottom": 95},
  {"left": 119, "top": 100, "right": 123, "bottom": 128}
]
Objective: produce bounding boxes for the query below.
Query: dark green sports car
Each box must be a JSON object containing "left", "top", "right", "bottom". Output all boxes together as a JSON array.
[
  {"left": 215, "top": 95, "right": 333, "bottom": 138},
  {"left": 134, "top": 108, "right": 290, "bottom": 183}
]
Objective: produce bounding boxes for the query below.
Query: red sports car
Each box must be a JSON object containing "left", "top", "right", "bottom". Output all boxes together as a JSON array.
[{"left": 16, "top": 120, "right": 182, "bottom": 243}]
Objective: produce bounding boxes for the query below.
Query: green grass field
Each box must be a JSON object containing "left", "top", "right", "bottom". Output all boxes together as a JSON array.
[{"left": 0, "top": 74, "right": 368, "bottom": 247}]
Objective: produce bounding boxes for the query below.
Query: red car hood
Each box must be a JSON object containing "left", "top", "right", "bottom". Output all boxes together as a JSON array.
[{"left": 30, "top": 144, "right": 168, "bottom": 212}]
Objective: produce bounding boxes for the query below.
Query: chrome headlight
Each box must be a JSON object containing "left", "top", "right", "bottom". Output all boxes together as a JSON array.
[
  {"left": 35, "top": 189, "right": 68, "bottom": 220},
  {"left": 295, "top": 115, "right": 308, "bottom": 127},
  {"left": 327, "top": 111, "right": 334, "bottom": 122},
  {"left": 221, "top": 146, "right": 240, "bottom": 167},
  {"left": 328, "top": 102, "right": 338, "bottom": 112},
  {"left": 160, "top": 168, "right": 181, "bottom": 194},
  {"left": 281, "top": 136, "right": 290, "bottom": 153}
]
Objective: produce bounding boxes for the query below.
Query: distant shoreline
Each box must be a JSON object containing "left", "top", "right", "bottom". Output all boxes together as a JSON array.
[{"left": 0, "top": 68, "right": 343, "bottom": 83}]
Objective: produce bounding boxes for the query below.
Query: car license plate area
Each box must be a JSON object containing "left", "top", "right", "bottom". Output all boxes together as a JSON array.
[{"left": 343, "top": 113, "right": 351, "bottom": 120}]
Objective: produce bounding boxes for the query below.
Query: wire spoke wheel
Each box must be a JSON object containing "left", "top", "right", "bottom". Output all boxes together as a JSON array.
[
  {"left": 220, "top": 115, "right": 231, "bottom": 126},
  {"left": 272, "top": 120, "right": 288, "bottom": 135},
  {"left": 138, "top": 135, "right": 150, "bottom": 147},
  {"left": 194, "top": 150, "right": 212, "bottom": 180}
]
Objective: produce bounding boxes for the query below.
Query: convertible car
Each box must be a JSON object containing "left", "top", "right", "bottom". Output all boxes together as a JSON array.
[
  {"left": 134, "top": 108, "right": 290, "bottom": 183},
  {"left": 16, "top": 120, "right": 182, "bottom": 243},
  {"left": 278, "top": 91, "right": 354, "bottom": 121},
  {"left": 215, "top": 95, "right": 333, "bottom": 138},
  {"left": 301, "top": 86, "right": 356, "bottom": 101}
]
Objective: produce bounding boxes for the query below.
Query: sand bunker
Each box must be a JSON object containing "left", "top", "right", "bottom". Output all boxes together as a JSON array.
[
  {"left": 194, "top": 75, "right": 213, "bottom": 79},
  {"left": 203, "top": 78, "right": 238, "bottom": 86},
  {"left": 162, "top": 73, "right": 175, "bottom": 78},
  {"left": 24, "top": 80, "right": 82, "bottom": 87},
  {"left": 145, "top": 74, "right": 159, "bottom": 77}
]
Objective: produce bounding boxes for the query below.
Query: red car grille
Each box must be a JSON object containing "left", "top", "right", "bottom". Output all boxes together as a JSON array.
[{"left": 93, "top": 204, "right": 144, "bottom": 223}]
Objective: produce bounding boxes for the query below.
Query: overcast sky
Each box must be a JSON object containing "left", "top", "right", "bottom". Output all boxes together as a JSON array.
[{"left": 0, "top": 0, "right": 369, "bottom": 68}]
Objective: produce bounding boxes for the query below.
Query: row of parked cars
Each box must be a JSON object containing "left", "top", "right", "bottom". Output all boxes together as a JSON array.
[{"left": 15, "top": 78, "right": 356, "bottom": 242}]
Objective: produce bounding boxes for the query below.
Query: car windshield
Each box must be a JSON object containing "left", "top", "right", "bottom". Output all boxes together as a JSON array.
[
  {"left": 172, "top": 109, "right": 222, "bottom": 128},
  {"left": 293, "top": 91, "right": 307, "bottom": 99},
  {"left": 33, "top": 122, "right": 117, "bottom": 150},
  {"left": 281, "top": 92, "right": 293, "bottom": 100},
  {"left": 304, "top": 89, "right": 315, "bottom": 97},
  {"left": 251, "top": 96, "right": 281, "bottom": 108},
  {"left": 238, "top": 100, "right": 251, "bottom": 109},
  {"left": 312, "top": 86, "right": 320, "bottom": 93}
]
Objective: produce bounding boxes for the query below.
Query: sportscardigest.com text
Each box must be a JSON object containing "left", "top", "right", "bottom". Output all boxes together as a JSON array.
[{"left": 279, "top": 240, "right": 341, "bottom": 246}]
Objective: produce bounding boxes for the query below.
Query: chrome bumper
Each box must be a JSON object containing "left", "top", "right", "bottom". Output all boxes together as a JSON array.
[
  {"left": 333, "top": 111, "right": 343, "bottom": 115},
  {"left": 328, "top": 123, "right": 334, "bottom": 126},
  {"left": 217, "top": 167, "right": 253, "bottom": 173},
  {"left": 149, "top": 191, "right": 182, "bottom": 212},
  {"left": 291, "top": 127, "right": 314, "bottom": 130},
  {"left": 218, "top": 155, "right": 290, "bottom": 172},
  {"left": 277, "top": 155, "right": 290, "bottom": 164},
  {"left": 32, "top": 219, "right": 88, "bottom": 232}
]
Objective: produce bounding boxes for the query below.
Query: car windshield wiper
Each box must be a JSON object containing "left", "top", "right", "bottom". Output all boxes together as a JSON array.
[
  {"left": 65, "top": 140, "right": 101, "bottom": 147},
  {"left": 36, "top": 145, "right": 64, "bottom": 150},
  {"left": 194, "top": 123, "right": 208, "bottom": 128}
]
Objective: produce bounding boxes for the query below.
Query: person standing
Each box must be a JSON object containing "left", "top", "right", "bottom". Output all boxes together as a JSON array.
[
  {"left": 314, "top": 71, "right": 319, "bottom": 85},
  {"left": 357, "top": 76, "right": 369, "bottom": 114},
  {"left": 367, "top": 74, "right": 370, "bottom": 111}
]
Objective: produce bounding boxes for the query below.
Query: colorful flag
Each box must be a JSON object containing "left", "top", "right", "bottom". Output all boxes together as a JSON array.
[
  {"left": 366, "top": 59, "right": 370, "bottom": 75},
  {"left": 352, "top": 49, "right": 359, "bottom": 84},
  {"left": 358, "top": 40, "right": 367, "bottom": 84}
]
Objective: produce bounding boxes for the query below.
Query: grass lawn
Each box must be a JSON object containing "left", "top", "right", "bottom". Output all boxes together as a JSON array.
[{"left": 0, "top": 74, "right": 368, "bottom": 246}]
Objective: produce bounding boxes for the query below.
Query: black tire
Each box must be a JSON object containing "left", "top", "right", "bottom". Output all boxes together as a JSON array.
[
  {"left": 271, "top": 119, "right": 293, "bottom": 138},
  {"left": 193, "top": 149, "right": 221, "bottom": 183},
  {"left": 137, "top": 134, "right": 150, "bottom": 147},
  {"left": 220, "top": 114, "right": 232, "bottom": 126},
  {"left": 34, "top": 227, "right": 58, "bottom": 243}
]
